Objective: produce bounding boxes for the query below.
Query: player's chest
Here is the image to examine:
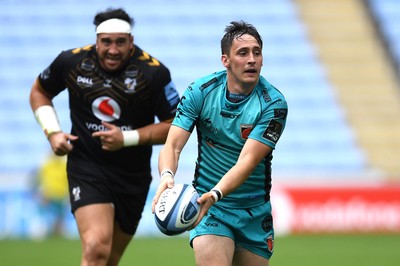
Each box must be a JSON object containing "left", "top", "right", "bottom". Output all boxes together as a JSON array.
[
  {"left": 67, "top": 63, "right": 150, "bottom": 100},
  {"left": 198, "top": 97, "right": 260, "bottom": 139}
]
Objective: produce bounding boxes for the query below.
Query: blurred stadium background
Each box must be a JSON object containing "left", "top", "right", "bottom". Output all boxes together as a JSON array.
[{"left": 0, "top": 0, "right": 399, "bottom": 241}]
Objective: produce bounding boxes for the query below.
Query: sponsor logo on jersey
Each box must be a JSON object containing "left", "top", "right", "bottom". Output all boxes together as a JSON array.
[
  {"left": 203, "top": 118, "right": 219, "bottom": 134},
  {"left": 81, "top": 59, "right": 95, "bottom": 71},
  {"left": 77, "top": 75, "right": 93, "bottom": 87},
  {"left": 85, "top": 122, "right": 132, "bottom": 132},
  {"left": 40, "top": 67, "right": 51, "bottom": 80},
  {"left": 220, "top": 111, "right": 240, "bottom": 119},
  {"left": 262, "top": 89, "right": 271, "bottom": 102},
  {"left": 274, "top": 108, "right": 288, "bottom": 119},
  {"left": 164, "top": 81, "right": 180, "bottom": 106},
  {"left": 92, "top": 96, "right": 121, "bottom": 122},
  {"left": 262, "top": 119, "right": 283, "bottom": 143},
  {"left": 200, "top": 77, "right": 218, "bottom": 91}
]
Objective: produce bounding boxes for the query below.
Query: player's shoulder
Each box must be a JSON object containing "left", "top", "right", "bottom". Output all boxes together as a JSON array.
[
  {"left": 132, "top": 45, "right": 170, "bottom": 73},
  {"left": 58, "top": 45, "right": 95, "bottom": 60},
  {"left": 190, "top": 70, "right": 226, "bottom": 92},
  {"left": 256, "top": 76, "right": 287, "bottom": 107},
  {"left": 54, "top": 44, "right": 95, "bottom": 67}
]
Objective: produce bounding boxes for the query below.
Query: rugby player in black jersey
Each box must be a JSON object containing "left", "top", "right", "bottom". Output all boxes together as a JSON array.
[{"left": 29, "top": 8, "right": 179, "bottom": 265}]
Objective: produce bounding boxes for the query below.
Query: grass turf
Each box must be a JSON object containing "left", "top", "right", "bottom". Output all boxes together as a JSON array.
[{"left": 1, "top": 234, "right": 399, "bottom": 265}]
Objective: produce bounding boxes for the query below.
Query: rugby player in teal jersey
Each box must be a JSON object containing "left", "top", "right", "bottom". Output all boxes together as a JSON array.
[{"left": 152, "top": 21, "right": 288, "bottom": 266}]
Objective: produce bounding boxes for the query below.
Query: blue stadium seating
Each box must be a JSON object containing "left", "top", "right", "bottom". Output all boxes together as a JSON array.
[
  {"left": 369, "top": 0, "right": 400, "bottom": 65},
  {"left": 0, "top": 0, "right": 368, "bottom": 177}
]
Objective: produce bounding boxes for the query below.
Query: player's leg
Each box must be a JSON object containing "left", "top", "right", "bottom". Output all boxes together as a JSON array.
[
  {"left": 190, "top": 204, "right": 239, "bottom": 265},
  {"left": 107, "top": 222, "right": 133, "bottom": 266},
  {"left": 233, "top": 248, "right": 269, "bottom": 266},
  {"left": 74, "top": 203, "right": 115, "bottom": 265},
  {"left": 233, "top": 202, "right": 274, "bottom": 266},
  {"left": 106, "top": 183, "right": 148, "bottom": 265},
  {"left": 192, "top": 234, "right": 235, "bottom": 266}
]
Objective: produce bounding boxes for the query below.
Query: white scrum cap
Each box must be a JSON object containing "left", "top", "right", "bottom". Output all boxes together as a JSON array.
[{"left": 96, "top": 18, "right": 131, "bottom": 34}]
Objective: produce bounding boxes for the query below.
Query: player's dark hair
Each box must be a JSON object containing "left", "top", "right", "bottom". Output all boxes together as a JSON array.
[
  {"left": 93, "top": 8, "right": 134, "bottom": 27},
  {"left": 221, "top": 20, "right": 263, "bottom": 55}
]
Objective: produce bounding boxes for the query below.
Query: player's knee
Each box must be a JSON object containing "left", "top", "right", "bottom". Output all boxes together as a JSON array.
[{"left": 82, "top": 236, "right": 112, "bottom": 263}]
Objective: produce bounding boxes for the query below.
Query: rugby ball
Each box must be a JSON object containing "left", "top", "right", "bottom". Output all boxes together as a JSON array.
[{"left": 154, "top": 183, "right": 200, "bottom": 236}]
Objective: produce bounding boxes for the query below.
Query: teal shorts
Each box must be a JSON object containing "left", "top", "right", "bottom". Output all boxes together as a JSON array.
[{"left": 189, "top": 201, "right": 274, "bottom": 259}]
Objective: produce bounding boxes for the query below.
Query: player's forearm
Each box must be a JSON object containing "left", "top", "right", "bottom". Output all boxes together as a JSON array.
[
  {"left": 136, "top": 121, "right": 171, "bottom": 145},
  {"left": 158, "top": 143, "right": 180, "bottom": 177},
  {"left": 215, "top": 161, "right": 253, "bottom": 198},
  {"left": 158, "top": 126, "right": 191, "bottom": 177}
]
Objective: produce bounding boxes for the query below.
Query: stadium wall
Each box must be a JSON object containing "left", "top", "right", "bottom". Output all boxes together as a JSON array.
[{"left": 1, "top": 172, "right": 399, "bottom": 239}]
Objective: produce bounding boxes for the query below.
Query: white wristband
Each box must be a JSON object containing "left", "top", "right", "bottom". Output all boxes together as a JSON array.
[
  {"left": 34, "top": 105, "right": 61, "bottom": 138},
  {"left": 210, "top": 188, "right": 223, "bottom": 202},
  {"left": 122, "top": 130, "right": 139, "bottom": 146},
  {"left": 160, "top": 169, "right": 174, "bottom": 179}
]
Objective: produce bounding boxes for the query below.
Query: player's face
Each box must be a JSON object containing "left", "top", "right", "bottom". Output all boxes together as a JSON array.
[
  {"left": 96, "top": 33, "right": 133, "bottom": 72},
  {"left": 222, "top": 34, "right": 263, "bottom": 93}
]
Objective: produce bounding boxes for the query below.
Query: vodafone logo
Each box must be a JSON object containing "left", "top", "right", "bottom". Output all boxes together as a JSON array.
[{"left": 92, "top": 96, "right": 121, "bottom": 122}]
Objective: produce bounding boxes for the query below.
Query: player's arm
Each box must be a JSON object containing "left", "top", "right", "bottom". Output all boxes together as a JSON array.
[
  {"left": 193, "top": 139, "right": 272, "bottom": 227},
  {"left": 216, "top": 138, "right": 272, "bottom": 196},
  {"left": 92, "top": 118, "right": 174, "bottom": 151},
  {"left": 151, "top": 125, "right": 192, "bottom": 212},
  {"left": 135, "top": 118, "right": 174, "bottom": 145},
  {"left": 29, "top": 78, "right": 54, "bottom": 110},
  {"left": 29, "top": 78, "right": 78, "bottom": 155}
]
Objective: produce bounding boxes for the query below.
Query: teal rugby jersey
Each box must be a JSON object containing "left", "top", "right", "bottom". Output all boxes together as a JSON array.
[{"left": 173, "top": 70, "right": 288, "bottom": 208}]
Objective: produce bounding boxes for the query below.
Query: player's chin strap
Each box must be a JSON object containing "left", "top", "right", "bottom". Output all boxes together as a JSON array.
[{"left": 210, "top": 188, "right": 223, "bottom": 202}]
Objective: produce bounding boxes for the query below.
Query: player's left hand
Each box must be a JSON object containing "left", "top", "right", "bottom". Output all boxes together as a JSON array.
[
  {"left": 190, "top": 191, "right": 215, "bottom": 229},
  {"left": 92, "top": 121, "right": 124, "bottom": 151}
]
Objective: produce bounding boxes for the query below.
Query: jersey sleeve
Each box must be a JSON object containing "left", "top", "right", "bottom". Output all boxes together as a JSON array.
[
  {"left": 172, "top": 82, "right": 203, "bottom": 132},
  {"left": 151, "top": 64, "right": 180, "bottom": 122},
  {"left": 249, "top": 92, "right": 288, "bottom": 149},
  {"left": 37, "top": 51, "right": 70, "bottom": 97},
  {"left": 173, "top": 72, "right": 226, "bottom": 132}
]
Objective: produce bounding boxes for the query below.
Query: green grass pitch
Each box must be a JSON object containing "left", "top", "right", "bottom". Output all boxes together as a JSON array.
[{"left": 1, "top": 234, "right": 399, "bottom": 265}]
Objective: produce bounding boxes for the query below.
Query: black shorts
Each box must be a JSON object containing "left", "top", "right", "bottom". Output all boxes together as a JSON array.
[{"left": 67, "top": 159, "right": 152, "bottom": 235}]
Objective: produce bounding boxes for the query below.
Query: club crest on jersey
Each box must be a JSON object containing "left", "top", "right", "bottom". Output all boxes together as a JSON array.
[
  {"left": 240, "top": 124, "right": 253, "bottom": 140},
  {"left": 92, "top": 96, "right": 121, "bottom": 122},
  {"left": 124, "top": 77, "right": 137, "bottom": 93},
  {"left": 266, "top": 236, "right": 274, "bottom": 252}
]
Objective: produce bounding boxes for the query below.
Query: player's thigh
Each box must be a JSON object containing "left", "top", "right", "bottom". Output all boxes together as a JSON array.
[
  {"left": 233, "top": 247, "right": 269, "bottom": 266},
  {"left": 192, "top": 235, "right": 235, "bottom": 266},
  {"left": 75, "top": 203, "right": 115, "bottom": 243}
]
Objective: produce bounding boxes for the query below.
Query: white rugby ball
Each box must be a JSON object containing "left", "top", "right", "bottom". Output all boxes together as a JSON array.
[{"left": 154, "top": 183, "right": 200, "bottom": 236}]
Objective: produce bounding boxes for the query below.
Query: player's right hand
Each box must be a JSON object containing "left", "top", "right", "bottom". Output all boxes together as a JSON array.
[
  {"left": 151, "top": 175, "right": 174, "bottom": 213},
  {"left": 48, "top": 132, "right": 79, "bottom": 156}
]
